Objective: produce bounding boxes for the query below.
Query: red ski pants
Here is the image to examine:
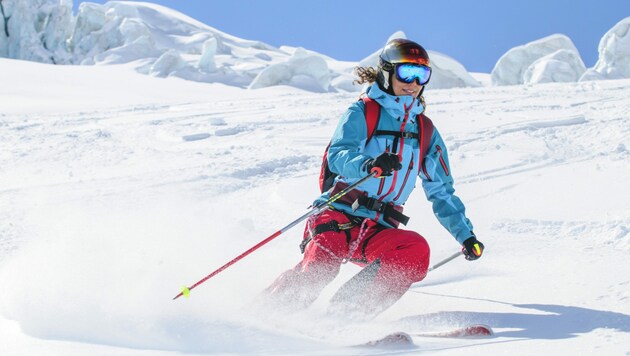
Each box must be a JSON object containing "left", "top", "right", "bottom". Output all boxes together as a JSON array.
[{"left": 266, "top": 209, "right": 430, "bottom": 311}]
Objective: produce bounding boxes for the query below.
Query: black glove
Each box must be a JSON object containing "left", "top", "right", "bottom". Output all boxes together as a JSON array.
[
  {"left": 365, "top": 152, "right": 402, "bottom": 177},
  {"left": 462, "top": 236, "right": 484, "bottom": 261}
]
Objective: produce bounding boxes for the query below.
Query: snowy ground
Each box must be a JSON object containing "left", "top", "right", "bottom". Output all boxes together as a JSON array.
[{"left": 0, "top": 58, "right": 629, "bottom": 355}]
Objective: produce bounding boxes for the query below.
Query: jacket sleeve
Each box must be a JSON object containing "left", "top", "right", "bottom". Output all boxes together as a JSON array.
[
  {"left": 327, "top": 102, "right": 373, "bottom": 179},
  {"left": 420, "top": 128, "right": 475, "bottom": 244}
]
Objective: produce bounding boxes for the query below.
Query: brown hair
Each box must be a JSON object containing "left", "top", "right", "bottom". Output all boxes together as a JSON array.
[{"left": 352, "top": 66, "right": 378, "bottom": 85}]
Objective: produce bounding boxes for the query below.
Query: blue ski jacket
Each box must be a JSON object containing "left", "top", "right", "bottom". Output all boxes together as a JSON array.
[{"left": 315, "top": 83, "right": 474, "bottom": 244}]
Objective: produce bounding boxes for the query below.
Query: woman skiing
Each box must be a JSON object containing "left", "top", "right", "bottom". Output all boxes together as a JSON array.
[{"left": 265, "top": 38, "right": 485, "bottom": 319}]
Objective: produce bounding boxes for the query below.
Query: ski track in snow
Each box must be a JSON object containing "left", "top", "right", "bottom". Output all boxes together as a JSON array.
[
  {"left": 492, "top": 218, "right": 630, "bottom": 250},
  {"left": 1, "top": 79, "right": 629, "bottom": 355},
  {"left": 1, "top": 94, "right": 337, "bottom": 197}
]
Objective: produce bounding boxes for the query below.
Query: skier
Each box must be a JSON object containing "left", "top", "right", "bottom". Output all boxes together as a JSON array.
[{"left": 264, "top": 38, "right": 485, "bottom": 319}]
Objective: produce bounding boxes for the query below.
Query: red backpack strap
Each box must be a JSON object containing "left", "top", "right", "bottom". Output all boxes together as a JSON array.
[
  {"left": 418, "top": 113, "right": 434, "bottom": 162},
  {"left": 361, "top": 97, "right": 380, "bottom": 142},
  {"left": 320, "top": 97, "right": 381, "bottom": 193}
]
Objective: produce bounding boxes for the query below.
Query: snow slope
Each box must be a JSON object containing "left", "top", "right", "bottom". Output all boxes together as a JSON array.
[{"left": 0, "top": 58, "right": 629, "bottom": 355}]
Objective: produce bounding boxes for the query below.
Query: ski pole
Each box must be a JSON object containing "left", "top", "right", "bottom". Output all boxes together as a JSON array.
[
  {"left": 173, "top": 170, "right": 380, "bottom": 300},
  {"left": 427, "top": 250, "right": 463, "bottom": 272}
]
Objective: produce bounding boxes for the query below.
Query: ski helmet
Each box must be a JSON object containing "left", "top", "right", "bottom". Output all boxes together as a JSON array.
[{"left": 377, "top": 39, "right": 431, "bottom": 96}]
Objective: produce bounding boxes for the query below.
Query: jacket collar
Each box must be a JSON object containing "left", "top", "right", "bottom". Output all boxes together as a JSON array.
[{"left": 366, "top": 83, "right": 425, "bottom": 120}]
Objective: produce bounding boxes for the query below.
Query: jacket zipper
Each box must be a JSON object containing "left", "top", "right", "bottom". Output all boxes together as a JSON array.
[
  {"left": 436, "top": 145, "right": 450, "bottom": 176},
  {"left": 393, "top": 152, "right": 414, "bottom": 201},
  {"left": 378, "top": 99, "right": 414, "bottom": 198},
  {"left": 377, "top": 144, "right": 389, "bottom": 195},
  {"left": 421, "top": 161, "right": 432, "bottom": 181},
  {"left": 377, "top": 174, "right": 386, "bottom": 195}
]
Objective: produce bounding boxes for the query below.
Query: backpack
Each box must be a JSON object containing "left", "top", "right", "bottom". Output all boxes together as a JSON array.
[{"left": 319, "top": 97, "right": 434, "bottom": 193}]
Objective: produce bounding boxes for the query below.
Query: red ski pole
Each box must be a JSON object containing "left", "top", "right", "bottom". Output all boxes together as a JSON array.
[{"left": 173, "top": 170, "right": 380, "bottom": 300}]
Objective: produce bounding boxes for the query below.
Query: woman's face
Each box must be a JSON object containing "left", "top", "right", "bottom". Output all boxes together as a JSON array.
[{"left": 391, "top": 75, "right": 423, "bottom": 97}]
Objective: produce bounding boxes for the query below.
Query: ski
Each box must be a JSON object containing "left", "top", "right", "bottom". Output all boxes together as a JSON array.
[
  {"left": 356, "top": 332, "right": 414, "bottom": 347},
  {"left": 357, "top": 324, "right": 493, "bottom": 348},
  {"left": 411, "top": 324, "right": 494, "bottom": 338}
]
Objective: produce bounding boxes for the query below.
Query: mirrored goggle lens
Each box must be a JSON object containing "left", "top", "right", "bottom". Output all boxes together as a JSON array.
[{"left": 396, "top": 64, "right": 431, "bottom": 85}]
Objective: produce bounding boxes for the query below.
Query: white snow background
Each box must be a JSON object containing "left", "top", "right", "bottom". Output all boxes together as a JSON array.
[{"left": 0, "top": 1, "right": 629, "bottom": 355}]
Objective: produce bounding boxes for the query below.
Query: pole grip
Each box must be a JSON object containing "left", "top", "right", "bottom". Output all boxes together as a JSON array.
[{"left": 370, "top": 166, "right": 383, "bottom": 178}]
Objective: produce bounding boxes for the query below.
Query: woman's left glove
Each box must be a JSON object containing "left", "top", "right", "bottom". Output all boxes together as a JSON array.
[
  {"left": 462, "top": 237, "right": 484, "bottom": 261},
  {"left": 364, "top": 152, "right": 402, "bottom": 177}
]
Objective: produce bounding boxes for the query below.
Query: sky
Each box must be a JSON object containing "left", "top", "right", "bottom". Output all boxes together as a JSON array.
[{"left": 72, "top": 0, "right": 630, "bottom": 73}]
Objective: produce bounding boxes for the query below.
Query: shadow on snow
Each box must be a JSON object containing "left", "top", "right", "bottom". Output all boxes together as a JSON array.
[{"left": 400, "top": 292, "right": 630, "bottom": 340}]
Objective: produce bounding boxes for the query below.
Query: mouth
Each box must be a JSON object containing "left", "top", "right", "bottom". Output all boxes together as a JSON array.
[{"left": 402, "top": 88, "right": 417, "bottom": 95}]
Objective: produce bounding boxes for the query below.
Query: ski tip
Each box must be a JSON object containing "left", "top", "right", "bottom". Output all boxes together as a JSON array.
[
  {"left": 470, "top": 324, "right": 494, "bottom": 336},
  {"left": 452, "top": 324, "right": 493, "bottom": 338}
]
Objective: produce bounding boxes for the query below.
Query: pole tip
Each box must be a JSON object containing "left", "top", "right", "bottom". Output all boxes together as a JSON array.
[{"left": 173, "top": 286, "right": 191, "bottom": 300}]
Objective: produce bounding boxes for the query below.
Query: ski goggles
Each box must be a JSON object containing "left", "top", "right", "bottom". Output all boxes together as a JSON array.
[{"left": 395, "top": 63, "right": 432, "bottom": 85}]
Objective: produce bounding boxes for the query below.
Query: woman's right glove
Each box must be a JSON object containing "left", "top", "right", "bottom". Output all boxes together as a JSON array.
[
  {"left": 462, "top": 236, "right": 485, "bottom": 261},
  {"left": 365, "top": 152, "right": 402, "bottom": 177}
]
